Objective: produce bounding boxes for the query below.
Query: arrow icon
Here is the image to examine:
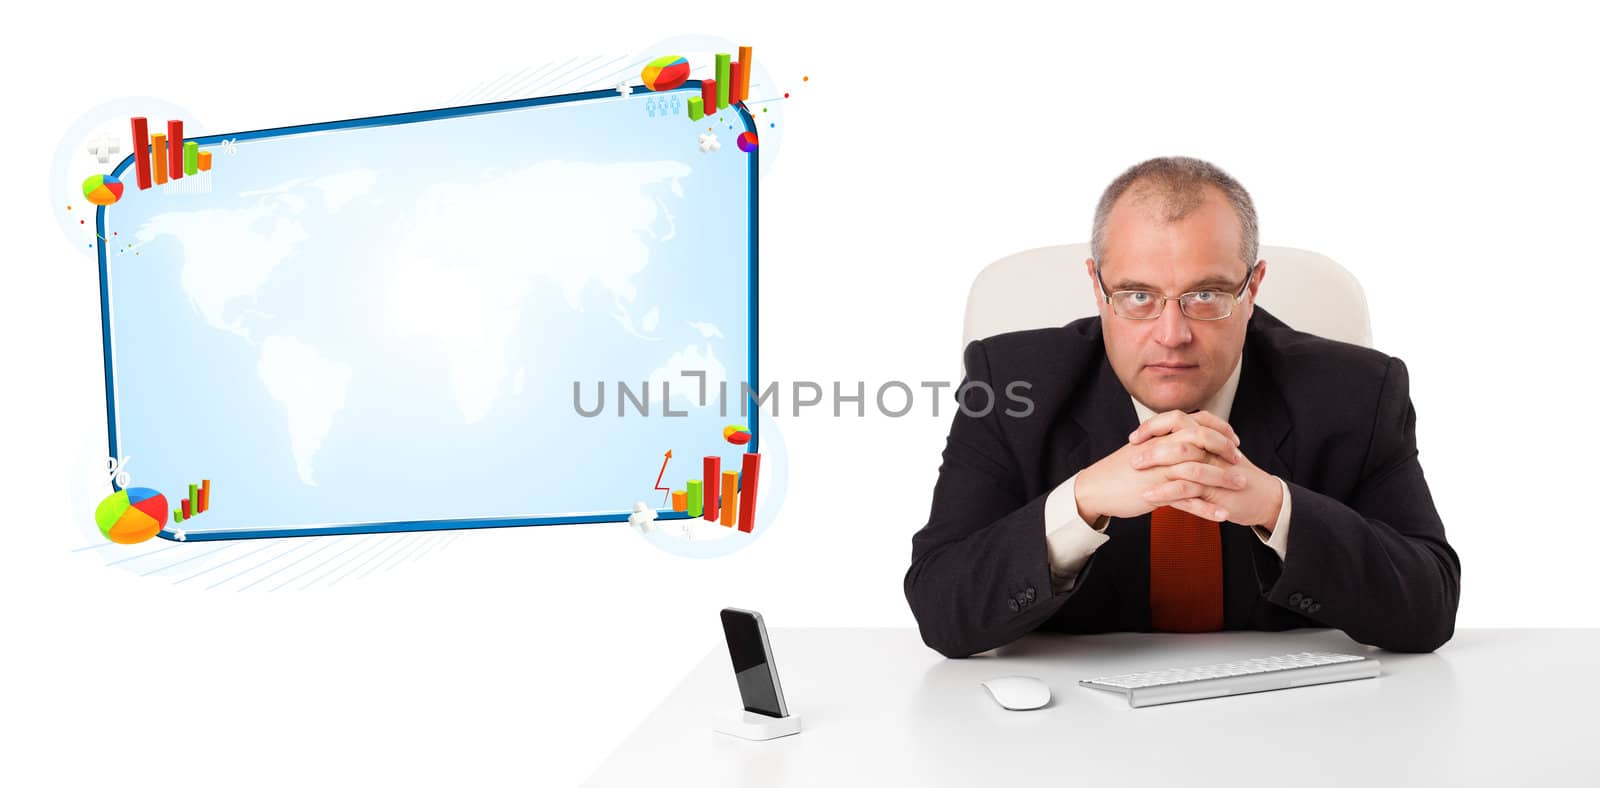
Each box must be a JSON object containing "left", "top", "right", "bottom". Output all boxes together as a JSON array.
[{"left": 654, "top": 450, "right": 673, "bottom": 506}]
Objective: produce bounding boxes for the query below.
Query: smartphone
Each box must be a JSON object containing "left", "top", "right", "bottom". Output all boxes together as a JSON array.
[{"left": 720, "top": 608, "right": 789, "bottom": 718}]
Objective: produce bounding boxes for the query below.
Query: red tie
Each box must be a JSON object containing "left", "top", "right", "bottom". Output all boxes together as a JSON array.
[{"left": 1149, "top": 505, "right": 1224, "bottom": 632}]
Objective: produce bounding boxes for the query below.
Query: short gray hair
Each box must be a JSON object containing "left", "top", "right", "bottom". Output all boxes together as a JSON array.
[{"left": 1089, "top": 156, "right": 1259, "bottom": 269}]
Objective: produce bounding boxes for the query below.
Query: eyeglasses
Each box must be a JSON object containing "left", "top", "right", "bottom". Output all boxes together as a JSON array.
[{"left": 1095, "top": 262, "right": 1256, "bottom": 321}]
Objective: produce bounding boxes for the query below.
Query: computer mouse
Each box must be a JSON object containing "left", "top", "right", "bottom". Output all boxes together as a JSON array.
[{"left": 980, "top": 676, "right": 1051, "bottom": 710}]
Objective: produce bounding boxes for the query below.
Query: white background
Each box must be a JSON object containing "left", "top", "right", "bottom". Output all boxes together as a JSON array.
[{"left": 3, "top": 2, "right": 1596, "bottom": 785}]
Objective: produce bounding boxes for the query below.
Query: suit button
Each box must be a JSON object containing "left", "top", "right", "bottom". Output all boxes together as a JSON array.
[
  {"left": 1008, "top": 599, "right": 1020, "bottom": 612},
  {"left": 1299, "top": 598, "right": 1313, "bottom": 611},
  {"left": 1288, "top": 592, "right": 1304, "bottom": 605},
  {"left": 1309, "top": 602, "right": 1322, "bottom": 614},
  {"left": 1025, "top": 587, "right": 1036, "bottom": 602}
]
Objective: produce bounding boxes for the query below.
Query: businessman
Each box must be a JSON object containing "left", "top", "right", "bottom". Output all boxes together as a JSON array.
[{"left": 905, "top": 156, "right": 1460, "bottom": 657}]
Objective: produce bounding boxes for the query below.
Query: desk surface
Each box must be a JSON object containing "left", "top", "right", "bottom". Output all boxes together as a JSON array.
[{"left": 588, "top": 628, "right": 1600, "bottom": 787}]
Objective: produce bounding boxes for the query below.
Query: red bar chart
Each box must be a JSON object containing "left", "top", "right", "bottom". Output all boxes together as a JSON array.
[
  {"left": 702, "top": 456, "right": 721, "bottom": 520},
  {"left": 166, "top": 120, "right": 184, "bottom": 181},
  {"left": 130, "top": 117, "right": 152, "bottom": 189},
  {"left": 737, "top": 453, "right": 760, "bottom": 533},
  {"left": 701, "top": 79, "right": 718, "bottom": 115}
]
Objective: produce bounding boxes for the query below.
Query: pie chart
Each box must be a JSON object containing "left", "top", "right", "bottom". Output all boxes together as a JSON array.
[
  {"left": 82, "top": 174, "right": 124, "bottom": 207},
  {"left": 95, "top": 487, "right": 169, "bottom": 544},
  {"left": 641, "top": 55, "right": 691, "bottom": 92}
]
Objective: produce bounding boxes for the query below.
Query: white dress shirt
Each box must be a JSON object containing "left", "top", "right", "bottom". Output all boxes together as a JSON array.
[{"left": 1042, "top": 357, "right": 1293, "bottom": 591}]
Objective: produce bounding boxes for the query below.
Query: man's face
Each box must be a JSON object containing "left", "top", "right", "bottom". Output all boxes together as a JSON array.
[{"left": 1087, "top": 186, "right": 1265, "bottom": 413}]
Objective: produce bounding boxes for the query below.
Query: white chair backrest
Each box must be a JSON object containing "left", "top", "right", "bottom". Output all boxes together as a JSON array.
[{"left": 962, "top": 244, "right": 1372, "bottom": 359}]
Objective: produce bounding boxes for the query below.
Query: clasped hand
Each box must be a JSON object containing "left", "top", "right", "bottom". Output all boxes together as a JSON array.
[{"left": 1074, "top": 410, "right": 1283, "bottom": 528}]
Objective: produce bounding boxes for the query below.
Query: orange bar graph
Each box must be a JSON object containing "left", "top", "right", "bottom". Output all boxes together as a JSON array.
[
  {"left": 199, "top": 479, "right": 210, "bottom": 513},
  {"left": 151, "top": 133, "right": 168, "bottom": 184},
  {"left": 197, "top": 150, "right": 212, "bottom": 171},
  {"left": 671, "top": 490, "right": 686, "bottom": 512},
  {"left": 738, "top": 46, "right": 753, "bottom": 99},
  {"left": 720, "top": 470, "right": 739, "bottom": 527}
]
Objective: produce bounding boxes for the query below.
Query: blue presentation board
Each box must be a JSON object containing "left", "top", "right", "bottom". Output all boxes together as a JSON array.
[{"left": 97, "top": 85, "right": 758, "bottom": 540}]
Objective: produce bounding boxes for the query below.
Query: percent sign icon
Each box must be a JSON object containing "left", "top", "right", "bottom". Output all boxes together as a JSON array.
[{"left": 105, "top": 456, "right": 132, "bottom": 487}]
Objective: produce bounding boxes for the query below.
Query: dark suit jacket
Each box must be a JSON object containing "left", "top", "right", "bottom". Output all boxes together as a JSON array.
[{"left": 904, "top": 307, "right": 1461, "bottom": 657}]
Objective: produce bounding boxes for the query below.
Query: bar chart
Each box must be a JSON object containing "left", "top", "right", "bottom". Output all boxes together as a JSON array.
[
  {"left": 685, "top": 46, "right": 754, "bottom": 123},
  {"left": 128, "top": 115, "right": 217, "bottom": 190},
  {"left": 171, "top": 478, "right": 211, "bottom": 524},
  {"left": 129, "top": 117, "right": 152, "bottom": 189},
  {"left": 667, "top": 452, "right": 761, "bottom": 533},
  {"left": 167, "top": 120, "right": 184, "bottom": 181}
]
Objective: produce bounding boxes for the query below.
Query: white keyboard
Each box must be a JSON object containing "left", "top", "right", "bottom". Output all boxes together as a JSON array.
[{"left": 1079, "top": 651, "right": 1381, "bottom": 708}]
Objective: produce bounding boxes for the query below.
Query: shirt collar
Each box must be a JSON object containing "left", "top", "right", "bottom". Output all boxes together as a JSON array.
[{"left": 1129, "top": 354, "right": 1244, "bottom": 424}]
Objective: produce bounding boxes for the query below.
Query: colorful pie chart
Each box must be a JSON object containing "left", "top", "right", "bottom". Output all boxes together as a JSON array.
[
  {"left": 94, "top": 487, "right": 168, "bottom": 544},
  {"left": 724, "top": 424, "right": 752, "bottom": 445},
  {"left": 641, "top": 55, "right": 691, "bottom": 92},
  {"left": 82, "top": 174, "right": 124, "bottom": 207},
  {"left": 736, "top": 131, "right": 759, "bottom": 153}
]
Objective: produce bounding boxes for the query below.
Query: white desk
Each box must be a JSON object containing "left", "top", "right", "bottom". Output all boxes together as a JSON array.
[{"left": 588, "top": 628, "right": 1600, "bottom": 786}]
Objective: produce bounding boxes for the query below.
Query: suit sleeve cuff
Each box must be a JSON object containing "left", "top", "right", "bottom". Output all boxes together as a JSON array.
[
  {"left": 1044, "top": 474, "right": 1111, "bottom": 590},
  {"left": 1250, "top": 477, "right": 1293, "bottom": 560}
]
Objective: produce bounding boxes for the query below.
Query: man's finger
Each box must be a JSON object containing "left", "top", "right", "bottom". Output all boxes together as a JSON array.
[
  {"left": 1161, "top": 496, "right": 1230, "bottom": 522},
  {"left": 1127, "top": 410, "right": 1194, "bottom": 445},
  {"left": 1162, "top": 461, "right": 1247, "bottom": 490},
  {"left": 1131, "top": 427, "right": 1241, "bottom": 469},
  {"left": 1136, "top": 440, "right": 1206, "bottom": 468},
  {"left": 1142, "top": 479, "right": 1207, "bottom": 503},
  {"left": 1188, "top": 410, "right": 1241, "bottom": 447},
  {"left": 1129, "top": 409, "right": 1240, "bottom": 447}
]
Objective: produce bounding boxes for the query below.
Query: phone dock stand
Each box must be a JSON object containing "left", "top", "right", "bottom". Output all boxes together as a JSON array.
[{"left": 713, "top": 710, "right": 802, "bottom": 741}]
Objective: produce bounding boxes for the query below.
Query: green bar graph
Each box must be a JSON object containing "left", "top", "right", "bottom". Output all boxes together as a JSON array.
[
  {"left": 173, "top": 507, "right": 184, "bottom": 523},
  {"left": 687, "top": 479, "right": 703, "bottom": 517},
  {"left": 715, "top": 53, "right": 731, "bottom": 109},
  {"left": 189, "top": 483, "right": 198, "bottom": 509},
  {"left": 183, "top": 141, "right": 199, "bottom": 176},
  {"left": 688, "top": 97, "right": 704, "bottom": 121}
]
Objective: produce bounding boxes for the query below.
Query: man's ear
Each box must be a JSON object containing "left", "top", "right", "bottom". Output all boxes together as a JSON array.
[
  {"left": 1244, "top": 259, "right": 1266, "bottom": 318},
  {"left": 1084, "top": 257, "right": 1100, "bottom": 301}
]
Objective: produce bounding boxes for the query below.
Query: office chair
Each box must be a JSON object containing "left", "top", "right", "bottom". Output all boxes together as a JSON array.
[{"left": 962, "top": 244, "right": 1372, "bottom": 364}]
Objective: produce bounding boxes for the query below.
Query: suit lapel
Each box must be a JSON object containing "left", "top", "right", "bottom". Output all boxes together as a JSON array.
[
  {"left": 1070, "top": 339, "right": 1141, "bottom": 472},
  {"left": 1063, "top": 326, "right": 1148, "bottom": 629},
  {"left": 1230, "top": 332, "right": 1294, "bottom": 481},
  {"left": 1221, "top": 327, "right": 1295, "bottom": 628}
]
